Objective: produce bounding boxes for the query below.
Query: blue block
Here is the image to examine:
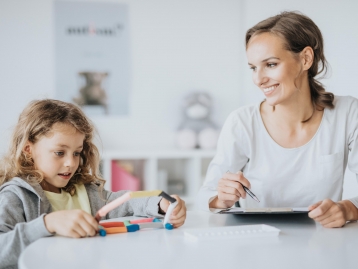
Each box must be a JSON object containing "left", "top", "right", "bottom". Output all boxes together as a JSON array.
[
  {"left": 153, "top": 218, "right": 162, "bottom": 222},
  {"left": 99, "top": 229, "right": 107, "bottom": 237},
  {"left": 127, "top": 224, "right": 140, "bottom": 232},
  {"left": 165, "top": 223, "right": 174, "bottom": 230}
]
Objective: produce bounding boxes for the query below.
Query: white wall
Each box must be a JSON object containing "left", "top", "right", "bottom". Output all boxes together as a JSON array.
[
  {"left": 95, "top": 0, "right": 244, "bottom": 150},
  {"left": 1, "top": 0, "right": 357, "bottom": 198},
  {"left": 0, "top": 0, "right": 54, "bottom": 152},
  {"left": 0, "top": 0, "right": 244, "bottom": 153}
]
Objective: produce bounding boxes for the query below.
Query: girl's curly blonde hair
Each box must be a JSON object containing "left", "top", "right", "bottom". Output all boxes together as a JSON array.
[{"left": 0, "top": 99, "right": 105, "bottom": 195}]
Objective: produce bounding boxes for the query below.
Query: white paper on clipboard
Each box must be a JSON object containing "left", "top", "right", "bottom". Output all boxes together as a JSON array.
[{"left": 212, "top": 207, "right": 309, "bottom": 214}]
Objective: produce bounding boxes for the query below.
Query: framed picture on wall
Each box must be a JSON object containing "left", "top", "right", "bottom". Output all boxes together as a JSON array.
[{"left": 54, "top": 1, "right": 130, "bottom": 116}]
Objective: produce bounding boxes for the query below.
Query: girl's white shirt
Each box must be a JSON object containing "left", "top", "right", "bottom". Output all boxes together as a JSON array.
[{"left": 197, "top": 95, "right": 358, "bottom": 210}]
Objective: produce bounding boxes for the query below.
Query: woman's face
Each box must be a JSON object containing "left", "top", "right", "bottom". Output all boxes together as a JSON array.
[{"left": 246, "top": 32, "right": 303, "bottom": 106}]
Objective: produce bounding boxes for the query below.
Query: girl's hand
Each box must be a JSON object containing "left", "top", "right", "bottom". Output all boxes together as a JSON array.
[
  {"left": 44, "top": 210, "right": 98, "bottom": 238},
  {"left": 308, "top": 199, "right": 348, "bottom": 228},
  {"left": 210, "top": 171, "right": 251, "bottom": 209},
  {"left": 159, "top": 195, "right": 186, "bottom": 228}
]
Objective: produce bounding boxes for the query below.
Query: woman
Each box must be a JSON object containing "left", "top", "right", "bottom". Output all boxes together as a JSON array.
[{"left": 197, "top": 11, "right": 358, "bottom": 228}]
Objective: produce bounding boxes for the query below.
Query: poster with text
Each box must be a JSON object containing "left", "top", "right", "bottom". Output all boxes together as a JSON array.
[{"left": 55, "top": 1, "right": 130, "bottom": 116}]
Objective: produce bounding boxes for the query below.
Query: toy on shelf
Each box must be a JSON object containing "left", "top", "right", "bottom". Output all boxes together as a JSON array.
[
  {"left": 73, "top": 71, "right": 109, "bottom": 115},
  {"left": 95, "top": 190, "right": 178, "bottom": 236},
  {"left": 111, "top": 160, "right": 141, "bottom": 192},
  {"left": 176, "top": 92, "right": 219, "bottom": 149}
]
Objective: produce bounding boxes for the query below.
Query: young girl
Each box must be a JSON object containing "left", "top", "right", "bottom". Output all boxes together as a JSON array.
[
  {"left": 0, "top": 99, "right": 186, "bottom": 268},
  {"left": 197, "top": 11, "right": 358, "bottom": 228}
]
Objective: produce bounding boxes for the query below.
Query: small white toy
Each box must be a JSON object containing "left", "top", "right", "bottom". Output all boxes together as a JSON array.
[{"left": 176, "top": 92, "right": 219, "bottom": 149}]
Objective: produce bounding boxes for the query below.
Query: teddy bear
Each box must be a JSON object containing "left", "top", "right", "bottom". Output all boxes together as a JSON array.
[
  {"left": 73, "top": 71, "right": 109, "bottom": 114},
  {"left": 176, "top": 92, "right": 219, "bottom": 149}
]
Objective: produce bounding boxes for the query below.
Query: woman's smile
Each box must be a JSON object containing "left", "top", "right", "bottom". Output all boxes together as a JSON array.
[{"left": 263, "top": 84, "right": 279, "bottom": 96}]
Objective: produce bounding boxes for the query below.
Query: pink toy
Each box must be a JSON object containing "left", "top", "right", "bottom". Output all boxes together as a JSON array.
[{"left": 111, "top": 161, "right": 140, "bottom": 192}]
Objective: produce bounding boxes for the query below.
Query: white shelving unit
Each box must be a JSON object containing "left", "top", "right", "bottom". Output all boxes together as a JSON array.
[{"left": 101, "top": 149, "right": 216, "bottom": 207}]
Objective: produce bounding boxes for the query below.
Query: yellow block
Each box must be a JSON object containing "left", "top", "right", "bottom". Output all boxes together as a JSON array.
[{"left": 130, "top": 190, "right": 162, "bottom": 198}]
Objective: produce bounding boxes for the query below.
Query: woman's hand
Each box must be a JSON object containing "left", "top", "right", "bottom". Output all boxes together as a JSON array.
[
  {"left": 44, "top": 210, "right": 98, "bottom": 238},
  {"left": 308, "top": 199, "right": 358, "bottom": 228},
  {"left": 159, "top": 194, "right": 186, "bottom": 228},
  {"left": 210, "top": 171, "right": 251, "bottom": 209}
]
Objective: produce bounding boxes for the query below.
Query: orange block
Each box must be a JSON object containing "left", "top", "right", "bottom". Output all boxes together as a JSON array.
[{"left": 104, "top": 226, "right": 127, "bottom": 234}]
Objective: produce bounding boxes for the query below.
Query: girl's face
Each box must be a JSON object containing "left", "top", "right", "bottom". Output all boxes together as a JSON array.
[
  {"left": 27, "top": 123, "right": 85, "bottom": 193},
  {"left": 246, "top": 32, "right": 303, "bottom": 106}
]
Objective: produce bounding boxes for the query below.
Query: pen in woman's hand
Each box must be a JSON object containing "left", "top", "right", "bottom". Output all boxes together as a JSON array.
[{"left": 226, "top": 171, "right": 260, "bottom": 203}]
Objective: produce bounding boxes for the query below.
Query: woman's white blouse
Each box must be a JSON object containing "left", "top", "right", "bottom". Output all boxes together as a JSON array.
[{"left": 197, "top": 95, "right": 358, "bottom": 210}]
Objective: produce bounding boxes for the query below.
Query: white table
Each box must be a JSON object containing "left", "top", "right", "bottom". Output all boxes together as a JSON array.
[{"left": 19, "top": 211, "right": 358, "bottom": 269}]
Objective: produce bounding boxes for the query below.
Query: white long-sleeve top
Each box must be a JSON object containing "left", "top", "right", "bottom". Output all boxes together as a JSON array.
[{"left": 197, "top": 95, "right": 358, "bottom": 211}]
